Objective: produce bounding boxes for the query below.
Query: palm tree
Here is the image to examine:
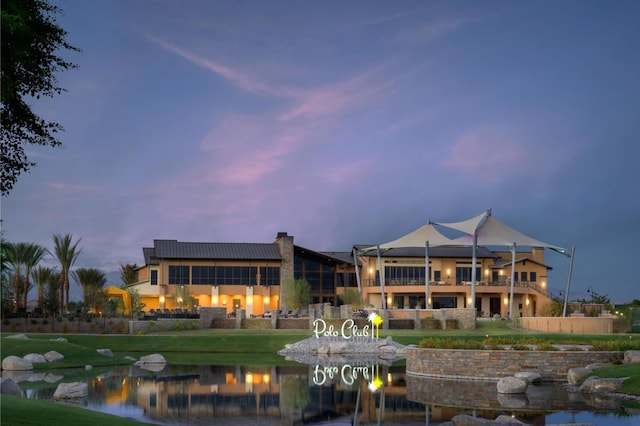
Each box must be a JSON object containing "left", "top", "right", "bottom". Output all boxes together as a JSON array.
[
  {"left": 71, "top": 267, "right": 107, "bottom": 312},
  {"left": 5, "top": 242, "right": 24, "bottom": 312},
  {"left": 32, "top": 265, "right": 57, "bottom": 311},
  {"left": 119, "top": 263, "right": 138, "bottom": 287},
  {"left": 22, "top": 243, "right": 49, "bottom": 310},
  {"left": 52, "top": 233, "right": 82, "bottom": 312}
]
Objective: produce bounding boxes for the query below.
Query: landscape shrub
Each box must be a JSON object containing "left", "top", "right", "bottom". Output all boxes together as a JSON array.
[
  {"left": 418, "top": 337, "right": 483, "bottom": 349},
  {"left": 444, "top": 319, "right": 459, "bottom": 329},
  {"left": 421, "top": 318, "right": 442, "bottom": 330}
]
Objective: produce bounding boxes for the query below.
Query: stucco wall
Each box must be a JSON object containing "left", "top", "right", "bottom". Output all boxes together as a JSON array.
[{"left": 406, "top": 347, "right": 620, "bottom": 381}]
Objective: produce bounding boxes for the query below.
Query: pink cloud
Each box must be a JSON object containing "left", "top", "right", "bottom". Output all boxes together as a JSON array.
[{"left": 440, "top": 128, "right": 538, "bottom": 182}]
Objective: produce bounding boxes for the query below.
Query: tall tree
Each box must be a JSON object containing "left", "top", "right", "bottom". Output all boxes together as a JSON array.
[
  {"left": 31, "top": 265, "right": 56, "bottom": 310},
  {"left": 119, "top": 263, "right": 138, "bottom": 287},
  {"left": 52, "top": 233, "right": 81, "bottom": 312},
  {"left": 71, "top": 267, "right": 106, "bottom": 311},
  {"left": 282, "top": 278, "right": 311, "bottom": 311},
  {"left": 5, "top": 241, "right": 25, "bottom": 312},
  {"left": 21, "top": 242, "right": 48, "bottom": 309},
  {"left": 1, "top": 0, "right": 80, "bottom": 195}
]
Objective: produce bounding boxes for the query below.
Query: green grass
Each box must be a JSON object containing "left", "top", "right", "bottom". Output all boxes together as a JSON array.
[{"left": 0, "top": 394, "right": 150, "bottom": 425}]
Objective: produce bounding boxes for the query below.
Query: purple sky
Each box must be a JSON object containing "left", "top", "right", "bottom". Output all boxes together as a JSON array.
[{"left": 3, "top": 0, "right": 639, "bottom": 303}]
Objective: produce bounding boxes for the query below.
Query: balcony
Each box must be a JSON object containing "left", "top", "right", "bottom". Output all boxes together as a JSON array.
[{"left": 366, "top": 278, "right": 547, "bottom": 296}]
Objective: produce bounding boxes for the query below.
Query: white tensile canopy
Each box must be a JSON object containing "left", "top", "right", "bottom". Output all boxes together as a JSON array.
[
  {"left": 436, "top": 211, "right": 573, "bottom": 318},
  {"left": 360, "top": 209, "right": 574, "bottom": 317},
  {"left": 358, "top": 224, "right": 456, "bottom": 309}
]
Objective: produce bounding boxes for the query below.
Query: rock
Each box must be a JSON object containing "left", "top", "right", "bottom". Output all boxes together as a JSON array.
[
  {"left": 43, "top": 351, "right": 64, "bottom": 362},
  {"left": 23, "top": 353, "right": 47, "bottom": 364},
  {"left": 497, "top": 393, "right": 529, "bottom": 408},
  {"left": 2, "top": 356, "right": 33, "bottom": 371},
  {"left": 85, "top": 365, "right": 93, "bottom": 370},
  {"left": 53, "top": 382, "right": 88, "bottom": 399},
  {"left": 567, "top": 367, "right": 592, "bottom": 385},
  {"left": 624, "top": 350, "right": 640, "bottom": 364},
  {"left": 514, "top": 372, "right": 541, "bottom": 384},
  {"left": 1, "top": 371, "right": 33, "bottom": 383},
  {"left": 124, "top": 356, "right": 137, "bottom": 361},
  {"left": 26, "top": 373, "right": 46, "bottom": 382},
  {"left": 135, "top": 353, "right": 166, "bottom": 364},
  {"left": 44, "top": 374, "right": 64, "bottom": 383},
  {"left": 137, "top": 363, "right": 165, "bottom": 372},
  {"left": 50, "top": 337, "right": 68, "bottom": 343},
  {"left": 448, "top": 414, "right": 525, "bottom": 425},
  {"left": 497, "top": 377, "right": 528, "bottom": 394},
  {"left": 6, "top": 334, "right": 28, "bottom": 340},
  {"left": 96, "top": 348, "right": 113, "bottom": 357},
  {"left": 580, "top": 376, "right": 627, "bottom": 393},
  {"left": 0, "top": 378, "right": 22, "bottom": 396}
]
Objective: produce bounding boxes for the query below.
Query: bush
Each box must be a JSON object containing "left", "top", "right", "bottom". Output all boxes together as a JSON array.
[
  {"left": 444, "top": 319, "right": 459, "bottom": 329},
  {"left": 418, "top": 337, "right": 483, "bottom": 349},
  {"left": 421, "top": 318, "right": 442, "bottom": 330}
]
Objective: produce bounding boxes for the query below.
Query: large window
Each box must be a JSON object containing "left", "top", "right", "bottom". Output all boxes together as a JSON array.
[
  {"left": 150, "top": 270, "right": 158, "bottom": 285},
  {"left": 432, "top": 296, "right": 457, "bottom": 309},
  {"left": 385, "top": 266, "right": 426, "bottom": 285},
  {"left": 455, "top": 266, "right": 481, "bottom": 284},
  {"left": 259, "top": 266, "right": 280, "bottom": 286},
  {"left": 168, "top": 265, "right": 189, "bottom": 285},
  {"left": 192, "top": 266, "right": 215, "bottom": 284}
]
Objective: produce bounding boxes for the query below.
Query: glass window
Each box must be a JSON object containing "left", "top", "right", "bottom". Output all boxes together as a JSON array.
[
  {"left": 192, "top": 266, "right": 215, "bottom": 285},
  {"left": 168, "top": 265, "right": 189, "bottom": 285},
  {"left": 433, "top": 270, "right": 441, "bottom": 282},
  {"left": 521, "top": 271, "right": 528, "bottom": 282},
  {"left": 150, "top": 270, "right": 158, "bottom": 285},
  {"left": 530, "top": 271, "right": 537, "bottom": 282}
]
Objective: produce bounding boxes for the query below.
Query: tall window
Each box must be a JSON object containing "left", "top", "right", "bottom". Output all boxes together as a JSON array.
[
  {"left": 521, "top": 272, "right": 528, "bottom": 282},
  {"left": 150, "top": 270, "right": 158, "bottom": 285},
  {"left": 530, "top": 271, "right": 537, "bottom": 282},
  {"left": 168, "top": 265, "right": 189, "bottom": 285},
  {"left": 259, "top": 266, "right": 280, "bottom": 286},
  {"left": 456, "top": 267, "right": 481, "bottom": 284},
  {"left": 192, "top": 266, "right": 215, "bottom": 284}
]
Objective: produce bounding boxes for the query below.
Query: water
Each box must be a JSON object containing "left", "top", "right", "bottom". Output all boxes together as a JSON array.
[{"left": 6, "top": 363, "right": 639, "bottom": 425}]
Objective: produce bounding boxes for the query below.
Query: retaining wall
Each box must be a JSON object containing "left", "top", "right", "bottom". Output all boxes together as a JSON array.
[
  {"left": 517, "top": 316, "right": 615, "bottom": 333},
  {"left": 406, "top": 347, "right": 621, "bottom": 381}
]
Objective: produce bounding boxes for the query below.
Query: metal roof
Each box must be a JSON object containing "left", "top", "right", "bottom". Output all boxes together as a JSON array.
[
  {"left": 151, "top": 239, "right": 282, "bottom": 261},
  {"left": 360, "top": 246, "right": 498, "bottom": 259}
]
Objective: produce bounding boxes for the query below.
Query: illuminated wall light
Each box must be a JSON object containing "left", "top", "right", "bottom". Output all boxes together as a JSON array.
[
  {"left": 467, "top": 297, "right": 472, "bottom": 305},
  {"left": 526, "top": 298, "right": 530, "bottom": 306},
  {"left": 246, "top": 373, "right": 254, "bottom": 384},
  {"left": 247, "top": 296, "right": 253, "bottom": 304},
  {"left": 504, "top": 297, "right": 509, "bottom": 305},
  {"left": 263, "top": 374, "right": 270, "bottom": 383},
  {"left": 369, "top": 267, "right": 374, "bottom": 275},
  {"left": 542, "top": 281, "right": 546, "bottom": 288},
  {"left": 387, "top": 296, "right": 392, "bottom": 306},
  {"left": 485, "top": 269, "right": 489, "bottom": 276},
  {"left": 212, "top": 296, "right": 218, "bottom": 304},
  {"left": 387, "top": 373, "right": 392, "bottom": 384},
  {"left": 223, "top": 300, "right": 227, "bottom": 306},
  {"left": 159, "top": 296, "right": 165, "bottom": 303},
  {"left": 264, "top": 296, "right": 270, "bottom": 304},
  {"left": 446, "top": 268, "right": 451, "bottom": 275}
]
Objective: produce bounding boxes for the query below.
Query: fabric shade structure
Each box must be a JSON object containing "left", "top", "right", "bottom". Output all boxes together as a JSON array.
[
  {"left": 105, "top": 286, "right": 131, "bottom": 316},
  {"left": 442, "top": 212, "right": 572, "bottom": 318},
  {"left": 362, "top": 223, "right": 456, "bottom": 309}
]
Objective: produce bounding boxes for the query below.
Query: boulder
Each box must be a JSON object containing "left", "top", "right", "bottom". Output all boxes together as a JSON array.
[
  {"left": 85, "top": 365, "right": 93, "bottom": 370},
  {"left": 96, "top": 348, "right": 113, "bottom": 357},
  {"left": 23, "top": 353, "right": 47, "bottom": 364},
  {"left": 6, "top": 334, "right": 28, "bottom": 340},
  {"left": 135, "top": 353, "right": 166, "bottom": 365},
  {"left": 44, "top": 374, "right": 64, "bottom": 383},
  {"left": 514, "top": 372, "right": 541, "bottom": 384},
  {"left": 26, "top": 373, "right": 46, "bottom": 382},
  {"left": 497, "top": 377, "right": 528, "bottom": 394},
  {"left": 0, "top": 378, "right": 22, "bottom": 396},
  {"left": 50, "top": 337, "right": 68, "bottom": 343},
  {"left": 497, "top": 393, "right": 529, "bottom": 409},
  {"left": 2, "top": 356, "right": 33, "bottom": 371},
  {"left": 53, "top": 382, "right": 88, "bottom": 399},
  {"left": 624, "top": 350, "right": 640, "bottom": 364},
  {"left": 43, "top": 351, "right": 64, "bottom": 362},
  {"left": 124, "top": 356, "right": 137, "bottom": 361},
  {"left": 567, "top": 367, "right": 592, "bottom": 385},
  {"left": 580, "top": 376, "right": 627, "bottom": 393},
  {"left": 448, "top": 414, "right": 526, "bottom": 425}
]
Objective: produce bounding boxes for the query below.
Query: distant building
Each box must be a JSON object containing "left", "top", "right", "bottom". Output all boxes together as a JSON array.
[{"left": 129, "top": 232, "right": 553, "bottom": 317}]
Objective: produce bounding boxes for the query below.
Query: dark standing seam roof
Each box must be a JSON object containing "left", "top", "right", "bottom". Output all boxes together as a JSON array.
[
  {"left": 151, "top": 240, "right": 282, "bottom": 261},
  {"left": 143, "top": 247, "right": 159, "bottom": 265},
  {"left": 360, "top": 246, "right": 498, "bottom": 259}
]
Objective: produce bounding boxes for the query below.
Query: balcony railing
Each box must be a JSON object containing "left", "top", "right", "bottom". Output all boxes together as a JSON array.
[{"left": 366, "top": 279, "right": 548, "bottom": 296}]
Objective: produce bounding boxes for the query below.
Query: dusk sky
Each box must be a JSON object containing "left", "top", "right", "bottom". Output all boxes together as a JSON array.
[{"left": 3, "top": 0, "right": 639, "bottom": 303}]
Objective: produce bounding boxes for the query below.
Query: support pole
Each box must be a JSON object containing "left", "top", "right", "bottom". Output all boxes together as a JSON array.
[
  {"left": 562, "top": 246, "right": 576, "bottom": 317},
  {"left": 353, "top": 248, "right": 362, "bottom": 294},
  {"left": 377, "top": 245, "right": 386, "bottom": 309},
  {"left": 425, "top": 241, "right": 430, "bottom": 308},
  {"left": 471, "top": 233, "right": 478, "bottom": 309},
  {"left": 509, "top": 243, "right": 516, "bottom": 319}
]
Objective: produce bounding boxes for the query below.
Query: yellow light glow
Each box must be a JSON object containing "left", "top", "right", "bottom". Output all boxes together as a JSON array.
[
  {"left": 264, "top": 296, "right": 270, "bottom": 304},
  {"left": 387, "top": 373, "right": 392, "bottom": 384},
  {"left": 159, "top": 296, "right": 165, "bottom": 303},
  {"left": 467, "top": 297, "right": 472, "bottom": 305},
  {"left": 446, "top": 268, "right": 451, "bottom": 275},
  {"left": 428, "top": 298, "right": 431, "bottom": 305},
  {"left": 504, "top": 297, "right": 509, "bottom": 305},
  {"left": 246, "top": 373, "right": 253, "bottom": 384},
  {"left": 387, "top": 296, "right": 392, "bottom": 306},
  {"left": 542, "top": 281, "right": 546, "bottom": 288},
  {"left": 499, "top": 270, "right": 504, "bottom": 276},
  {"left": 212, "top": 296, "right": 218, "bottom": 304},
  {"left": 263, "top": 374, "right": 270, "bottom": 383},
  {"left": 526, "top": 298, "right": 530, "bottom": 306},
  {"left": 223, "top": 300, "right": 227, "bottom": 306},
  {"left": 369, "top": 267, "right": 374, "bottom": 275},
  {"left": 485, "top": 268, "right": 489, "bottom": 276},
  {"left": 247, "top": 296, "right": 253, "bottom": 304}
]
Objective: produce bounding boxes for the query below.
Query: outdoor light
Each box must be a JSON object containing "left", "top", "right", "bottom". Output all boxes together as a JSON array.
[
  {"left": 223, "top": 300, "right": 227, "bottom": 306},
  {"left": 369, "top": 267, "right": 374, "bottom": 275},
  {"left": 504, "top": 297, "right": 509, "bottom": 305},
  {"left": 467, "top": 297, "right": 472, "bottom": 305},
  {"left": 264, "top": 296, "right": 269, "bottom": 304},
  {"left": 542, "top": 281, "right": 546, "bottom": 288},
  {"left": 526, "top": 298, "right": 530, "bottom": 306},
  {"left": 159, "top": 296, "right": 165, "bottom": 303}
]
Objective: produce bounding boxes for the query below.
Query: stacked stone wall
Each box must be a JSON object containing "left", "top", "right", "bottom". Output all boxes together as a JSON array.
[{"left": 406, "top": 347, "right": 620, "bottom": 381}]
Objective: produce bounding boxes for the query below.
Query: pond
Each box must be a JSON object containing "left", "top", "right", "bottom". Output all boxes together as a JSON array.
[{"left": 8, "top": 363, "right": 640, "bottom": 425}]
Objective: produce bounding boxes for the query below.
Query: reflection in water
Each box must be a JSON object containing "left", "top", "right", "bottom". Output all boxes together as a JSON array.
[{"left": 7, "top": 364, "right": 640, "bottom": 425}]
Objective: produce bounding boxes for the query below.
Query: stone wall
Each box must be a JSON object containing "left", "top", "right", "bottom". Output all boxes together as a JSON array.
[
  {"left": 199, "top": 307, "right": 227, "bottom": 328},
  {"left": 406, "top": 347, "right": 621, "bottom": 381},
  {"left": 517, "top": 316, "right": 615, "bottom": 334}
]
